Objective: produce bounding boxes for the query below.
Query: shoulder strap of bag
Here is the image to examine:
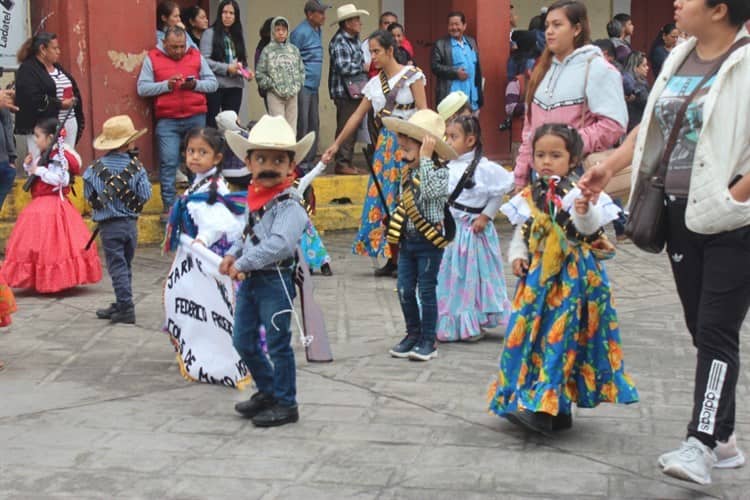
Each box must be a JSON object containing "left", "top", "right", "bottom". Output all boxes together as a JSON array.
[
  {"left": 447, "top": 153, "right": 481, "bottom": 204},
  {"left": 379, "top": 67, "right": 419, "bottom": 119},
  {"left": 579, "top": 56, "right": 596, "bottom": 129},
  {"left": 657, "top": 37, "right": 750, "bottom": 179}
]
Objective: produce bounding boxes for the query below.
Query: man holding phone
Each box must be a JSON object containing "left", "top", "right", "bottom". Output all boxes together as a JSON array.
[{"left": 137, "top": 26, "right": 217, "bottom": 216}]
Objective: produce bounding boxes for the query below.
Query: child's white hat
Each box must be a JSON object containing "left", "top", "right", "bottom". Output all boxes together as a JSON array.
[
  {"left": 224, "top": 115, "right": 314, "bottom": 161},
  {"left": 437, "top": 91, "right": 469, "bottom": 121}
]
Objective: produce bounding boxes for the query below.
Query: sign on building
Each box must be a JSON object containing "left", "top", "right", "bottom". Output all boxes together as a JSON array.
[{"left": 0, "top": 0, "right": 29, "bottom": 70}]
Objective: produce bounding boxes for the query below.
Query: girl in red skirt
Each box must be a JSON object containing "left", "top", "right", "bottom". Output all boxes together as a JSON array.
[{"left": 1, "top": 118, "right": 102, "bottom": 293}]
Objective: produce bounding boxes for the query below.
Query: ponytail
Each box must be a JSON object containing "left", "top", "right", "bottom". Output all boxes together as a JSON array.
[{"left": 17, "top": 32, "right": 57, "bottom": 63}]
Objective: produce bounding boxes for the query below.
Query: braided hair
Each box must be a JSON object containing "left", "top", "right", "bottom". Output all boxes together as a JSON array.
[
  {"left": 183, "top": 127, "right": 226, "bottom": 204},
  {"left": 449, "top": 115, "right": 483, "bottom": 188}
]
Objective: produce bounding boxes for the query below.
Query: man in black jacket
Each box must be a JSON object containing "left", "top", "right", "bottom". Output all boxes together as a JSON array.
[{"left": 431, "top": 12, "right": 483, "bottom": 113}]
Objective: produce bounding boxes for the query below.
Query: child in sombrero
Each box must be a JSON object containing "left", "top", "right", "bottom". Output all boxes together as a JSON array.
[{"left": 220, "top": 115, "right": 313, "bottom": 427}]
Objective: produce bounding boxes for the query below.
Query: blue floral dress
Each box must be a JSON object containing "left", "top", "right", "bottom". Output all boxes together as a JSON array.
[{"left": 488, "top": 180, "right": 639, "bottom": 418}]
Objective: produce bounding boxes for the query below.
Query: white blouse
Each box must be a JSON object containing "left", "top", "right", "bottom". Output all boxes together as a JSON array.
[
  {"left": 185, "top": 168, "right": 244, "bottom": 248},
  {"left": 447, "top": 151, "right": 514, "bottom": 220},
  {"left": 363, "top": 65, "right": 425, "bottom": 118}
]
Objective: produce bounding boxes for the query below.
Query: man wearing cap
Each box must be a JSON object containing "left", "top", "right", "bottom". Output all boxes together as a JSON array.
[
  {"left": 328, "top": 3, "right": 369, "bottom": 175},
  {"left": 291, "top": 0, "right": 330, "bottom": 173},
  {"left": 431, "top": 11, "right": 484, "bottom": 114},
  {"left": 137, "top": 26, "right": 218, "bottom": 216}
]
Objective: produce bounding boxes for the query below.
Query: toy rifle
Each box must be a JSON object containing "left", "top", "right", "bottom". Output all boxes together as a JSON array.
[{"left": 23, "top": 104, "right": 76, "bottom": 191}]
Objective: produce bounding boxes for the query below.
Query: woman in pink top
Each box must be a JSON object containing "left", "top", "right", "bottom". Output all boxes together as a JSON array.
[{"left": 513, "top": 0, "right": 628, "bottom": 191}]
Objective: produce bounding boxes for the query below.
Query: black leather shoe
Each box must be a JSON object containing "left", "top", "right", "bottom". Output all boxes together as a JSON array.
[
  {"left": 110, "top": 305, "right": 136, "bottom": 325},
  {"left": 320, "top": 263, "right": 333, "bottom": 276},
  {"left": 235, "top": 392, "right": 276, "bottom": 418},
  {"left": 251, "top": 403, "right": 299, "bottom": 427},
  {"left": 506, "top": 409, "right": 572, "bottom": 434},
  {"left": 374, "top": 260, "right": 397, "bottom": 277},
  {"left": 96, "top": 303, "right": 118, "bottom": 320}
]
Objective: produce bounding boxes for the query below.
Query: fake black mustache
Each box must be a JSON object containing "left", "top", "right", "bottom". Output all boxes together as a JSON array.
[{"left": 256, "top": 171, "right": 282, "bottom": 180}]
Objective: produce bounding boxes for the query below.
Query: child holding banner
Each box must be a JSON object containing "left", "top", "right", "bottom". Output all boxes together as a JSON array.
[
  {"left": 220, "top": 115, "right": 313, "bottom": 427},
  {"left": 163, "top": 127, "right": 244, "bottom": 255}
]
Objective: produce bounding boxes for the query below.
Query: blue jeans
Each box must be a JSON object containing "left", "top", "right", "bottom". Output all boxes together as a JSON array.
[
  {"left": 100, "top": 218, "right": 138, "bottom": 307},
  {"left": 155, "top": 114, "right": 206, "bottom": 211},
  {"left": 397, "top": 232, "right": 444, "bottom": 344},
  {"left": 232, "top": 271, "right": 297, "bottom": 407},
  {"left": 0, "top": 161, "right": 16, "bottom": 211}
]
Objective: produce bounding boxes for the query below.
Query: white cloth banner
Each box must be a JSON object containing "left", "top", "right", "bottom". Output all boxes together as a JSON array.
[
  {"left": 0, "top": 0, "right": 30, "bottom": 70},
  {"left": 163, "top": 235, "right": 251, "bottom": 390}
]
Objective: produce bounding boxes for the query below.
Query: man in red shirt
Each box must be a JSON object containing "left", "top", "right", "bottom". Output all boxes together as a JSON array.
[{"left": 137, "top": 26, "right": 218, "bottom": 215}]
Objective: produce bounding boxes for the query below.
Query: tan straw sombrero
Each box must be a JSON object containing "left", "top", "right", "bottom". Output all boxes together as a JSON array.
[
  {"left": 225, "top": 114, "right": 315, "bottom": 161},
  {"left": 382, "top": 110, "right": 457, "bottom": 160},
  {"left": 331, "top": 3, "right": 370, "bottom": 26},
  {"left": 93, "top": 115, "right": 148, "bottom": 151}
]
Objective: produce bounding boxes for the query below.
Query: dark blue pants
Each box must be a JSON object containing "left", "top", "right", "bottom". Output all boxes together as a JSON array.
[
  {"left": 397, "top": 232, "right": 444, "bottom": 345},
  {"left": 0, "top": 161, "right": 16, "bottom": 211},
  {"left": 232, "top": 271, "right": 297, "bottom": 407},
  {"left": 100, "top": 218, "right": 138, "bottom": 308}
]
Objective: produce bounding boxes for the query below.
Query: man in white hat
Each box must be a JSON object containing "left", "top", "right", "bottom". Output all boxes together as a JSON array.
[
  {"left": 220, "top": 115, "right": 314, "bottom": 427},
  {"left": 328, "top": 3, "right": 370, "bottom": 175}
]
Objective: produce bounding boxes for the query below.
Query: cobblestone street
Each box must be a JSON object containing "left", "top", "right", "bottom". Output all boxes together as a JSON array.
[{"left": 1, "top": 228, "right": 748, "bottom": 499}]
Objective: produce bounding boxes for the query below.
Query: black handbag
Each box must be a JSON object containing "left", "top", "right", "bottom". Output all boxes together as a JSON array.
[
  {"left": 345, "top": 73, "right": 368, "bottom": 100},
  {"left": 625, "top": 38, "right": 750, "bottom": 253}
]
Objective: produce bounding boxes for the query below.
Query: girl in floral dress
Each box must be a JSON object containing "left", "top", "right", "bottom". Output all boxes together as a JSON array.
[
  {"left": 488, "top": 123, "right": 638, "bottom": 434},
  {"left": 436, "top": 116, "right": 514, "bottom": 342}
]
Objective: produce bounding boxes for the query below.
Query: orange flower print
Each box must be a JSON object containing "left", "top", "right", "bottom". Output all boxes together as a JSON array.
[
  {"left": 531, "top": 352, "right": 542, "bottom": 368},
  {"left": 522, "top": 286, "right": 536, "bottom": 305},
  {"left": 486, "top": 379, "right": 499, "bottom": 404},
  {"left": 546, "top": 283, "right": 563, "bottom": 308},
  {"left": 567, "top": 260, "right": 579, "bottom": 279},
  {"left": 368, "top": 183, "right": 379, "bottom": 198},
  {"left": 548, "top": 313, "right": 567, "bottom": 344},
  {"left": 563, "top": 349, "right": 577, "bottom": 378},
  {"left": 389, "top": 167, "right": 400, "bottom": 182},
  {"left": 368, "top": 227, "right": 384, "bottom": 250},
  {"left": 505, "top": 317, "right": 527, "bottom": 349},
  {"left": 581, "top": 363, "right": 596, "bottom": 392},
  {"left": 540, "top": 389, "right": 559, "bottom": 415},
  {"left": 354, "top": 241, "right": 366, "bottom": 256},
  {"left": 565, "top": 379, "right": 579, "bottom": 401},
  {"left": 496, "top": 370, "right": 506, "bottom": 388},
  {"left": 601, "top": 381, "right": 618, "bottom": 402},
  {"left": 512, "top": 285, "right": 525, "bottom": 309},
  {"left": 587, "top": 302, "right": 600, "bottom": 338},
  {"left": 518, "top": 362, "right": 529, "bottom": 385},
  {"left": 373, "top": 160, "right": 384, "bottom": 175},
  {"left": 561, "top": 283, "right": 572, "bottom": 299},
  {"left": 368, "top": 206, "right": 382, "bottom": 224},
  {"left": 386, "top": 193, "right": 394, "bottom": 206},
  {"left": 587, "top": 270, "right": 602, "bottom": 288},
  {"left": 531, "top": 317, "right": 541, "bottom": 339},
  {"left": 608, "top": 340, "right": 623, "bottom": 371},
  {"left": 538, "top": 368, "right": 548, "bottom": 383},
  {"left": 609, "top": 321, "right": 618, "bottom": 331}
]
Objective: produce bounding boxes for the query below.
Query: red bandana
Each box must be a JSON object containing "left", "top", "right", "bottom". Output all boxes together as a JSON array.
[{"left": 246, "top": 176, "right": 295, "bottom": 212}]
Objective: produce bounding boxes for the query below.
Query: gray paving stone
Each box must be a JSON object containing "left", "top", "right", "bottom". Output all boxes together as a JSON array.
[{"left": 1, "top": 229, "right": 748, "bottom": 498}]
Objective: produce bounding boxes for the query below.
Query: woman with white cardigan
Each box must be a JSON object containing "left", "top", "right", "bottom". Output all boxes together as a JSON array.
[{"left": 580, "top": 0, "right": 750, "bottom": 487}]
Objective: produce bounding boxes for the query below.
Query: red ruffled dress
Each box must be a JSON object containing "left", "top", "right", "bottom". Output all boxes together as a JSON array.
[{"left": 1, "top": 146, "right": 102, "bottom": 293}]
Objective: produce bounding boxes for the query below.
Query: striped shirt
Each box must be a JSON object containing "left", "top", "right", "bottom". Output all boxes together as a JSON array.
[
  {"left": 83, "top": 152, "right": 152, "bottom": 222},
  {"left": 403, "top": 158, "right": 449, "bottom": 233},
  {"left": 228, "top": 188, "right": 309, "bottom": 272},
  {"left": 49, "top": 68, "right": 73, "bottom": 122}
]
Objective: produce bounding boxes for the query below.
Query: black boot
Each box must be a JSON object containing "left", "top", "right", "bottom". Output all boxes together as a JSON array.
[
  {"left": 320, "top": 263, "right": 333, "bottom": 276},
  {"left": 251, "top": 403, "right": 299, "bottom": 427},
  {"left": 96, "top": 303, "right": 118, "bottom": 320},
  {"left": 110, "top": 304, "right": 136, "bottom": 325},
  {"left": 374, "top": 259, "right": 397, "bottom": 277},
  {"left": 235, "top": 391, "right": 276, "bottom": 418}
]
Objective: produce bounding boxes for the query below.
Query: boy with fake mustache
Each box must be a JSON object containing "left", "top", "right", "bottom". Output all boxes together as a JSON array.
[{"left": 220, "top": 115, "right": 314, "bottom": 427}]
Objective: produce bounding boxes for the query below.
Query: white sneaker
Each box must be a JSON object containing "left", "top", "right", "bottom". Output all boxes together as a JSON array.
[
  {"left": 661, "top": 437, "right": 716, "bottom": 485},
  {"left": 715, "top": 433, "right": 746, "bottom": 469},
  {"left": 659, "top": 433, "right": 746, "bottom": 470}
]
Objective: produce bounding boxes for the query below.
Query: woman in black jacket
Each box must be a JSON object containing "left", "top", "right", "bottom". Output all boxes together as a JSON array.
[{"left": 14, "top": 32, "right": 84, "bottom": 157}]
